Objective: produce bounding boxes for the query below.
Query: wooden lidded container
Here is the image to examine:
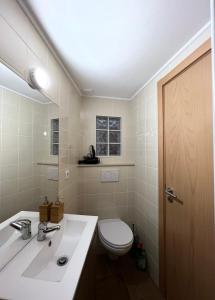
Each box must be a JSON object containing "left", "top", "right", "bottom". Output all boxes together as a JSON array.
[
  {"left": 39, "top": 196, "right": 52, "bottom": 222},
  {"left": 50, "top": 197, "right": 64, "bottom": 223}
]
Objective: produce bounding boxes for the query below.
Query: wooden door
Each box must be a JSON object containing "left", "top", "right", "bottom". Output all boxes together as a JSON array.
[{"left": 160, "top": 42, "right": 215, "bottom": 300}]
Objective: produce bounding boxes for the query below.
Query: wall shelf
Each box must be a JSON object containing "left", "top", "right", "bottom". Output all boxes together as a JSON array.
[
  {"left": 37, "top": 162, "right": 59, "bottom": 166},
  {"left": 77, "top": 162, "right": 135, "bottom": 167}
]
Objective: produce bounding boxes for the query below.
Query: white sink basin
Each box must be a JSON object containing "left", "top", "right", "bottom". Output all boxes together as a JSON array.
[
  {"left": 23, "top": 219, "right": 87, "bottom": 282},
  {"left": 0, "top": 213, "right": 98, "bottom": 300},
  {"left": 0, "top": 212, "right": 38, "bottom": 272}
]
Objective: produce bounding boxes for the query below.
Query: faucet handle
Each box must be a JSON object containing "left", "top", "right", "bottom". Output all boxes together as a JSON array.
[
  {"left": 17, "top": 219, "right": 31, "bottom": 227},
  {"left": 38, "top": 222, "right": 47, "bottom": 230},
  {"left": 44, "top": 224, "right": 61, "bottom": 233},
  {"left": 10, "top": 218, "right": 32, "bottom": 240},
  {"left": 37, "top": 222, "right": 61, "bottom": 241}
]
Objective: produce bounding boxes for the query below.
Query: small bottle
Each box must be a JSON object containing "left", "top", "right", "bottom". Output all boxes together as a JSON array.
[
  {"left": 39, "top": 196, "right": 52, "bottom": 222},
  {"left": 50, "top": 196, "right": 64, "bottom": 223}
]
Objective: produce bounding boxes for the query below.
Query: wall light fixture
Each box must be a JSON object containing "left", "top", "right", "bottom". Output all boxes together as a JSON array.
[{"left": 29, "top": 68, "right": 50, "bottom": 90}]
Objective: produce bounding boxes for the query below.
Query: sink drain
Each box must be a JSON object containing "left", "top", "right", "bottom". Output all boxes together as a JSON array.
[{"left": 57, "top": 256, "right": 69, "bottom": 266}]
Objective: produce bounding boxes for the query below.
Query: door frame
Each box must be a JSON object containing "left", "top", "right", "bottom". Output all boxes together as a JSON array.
[{"left": 157, "top": 39, "right": 211, "bottom": 297}]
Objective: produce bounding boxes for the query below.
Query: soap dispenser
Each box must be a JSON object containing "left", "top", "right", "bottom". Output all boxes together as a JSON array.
[
  {"left": 39, "top": 196, "right": 52, "bottom": 222},
  {"left": 50, "top": 196, "right": 64, "bottom": 223}
]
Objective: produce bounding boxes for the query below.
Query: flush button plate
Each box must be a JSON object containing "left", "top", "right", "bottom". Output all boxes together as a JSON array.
[{"left": 101, "top": 169, "right": 119, "bottom": 182}]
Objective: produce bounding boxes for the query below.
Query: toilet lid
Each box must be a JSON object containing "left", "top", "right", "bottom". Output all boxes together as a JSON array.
[{"left": 98, "top": 219, "right": 133, "bottom": 247}]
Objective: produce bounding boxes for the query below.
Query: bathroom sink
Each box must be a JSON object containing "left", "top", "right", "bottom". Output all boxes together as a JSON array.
[
  {"left": 0, "top": 212, "right": 38, "bottom": 272},
  {"left": 23, "top": 219, "right": 87, "bottom": 282},
  {"left": 0, "top": 213, "right": 97, "bottom": 300}
]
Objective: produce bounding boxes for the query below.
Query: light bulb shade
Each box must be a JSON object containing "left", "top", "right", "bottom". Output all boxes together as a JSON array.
[{"left": 29, "top": 68, "right": 50, "bottom": 90}]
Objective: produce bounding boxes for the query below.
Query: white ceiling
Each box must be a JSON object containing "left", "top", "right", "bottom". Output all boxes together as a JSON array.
[
  {"left": 22, "top": 0, "right": 210, "bottom": 99},
  {"left": 0, "top": 62, "right": 51, "bottom": 104}
]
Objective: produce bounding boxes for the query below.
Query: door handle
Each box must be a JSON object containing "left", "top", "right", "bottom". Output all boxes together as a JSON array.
[
  {"left": 165, "top": 187, "right": 183, "bottom": 205},
  {"left": 165, "top": 187, "right": 177, "bottom": 199}
]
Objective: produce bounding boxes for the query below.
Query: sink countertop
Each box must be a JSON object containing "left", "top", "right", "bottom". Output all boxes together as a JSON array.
[{"left": 0, "top": 211, "right": 98, "bottom": 300}]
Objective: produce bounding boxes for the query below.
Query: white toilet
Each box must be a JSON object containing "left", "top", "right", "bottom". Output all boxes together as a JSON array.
[{"left": 98, "top": 219, "right": 133, "bottom": 256}]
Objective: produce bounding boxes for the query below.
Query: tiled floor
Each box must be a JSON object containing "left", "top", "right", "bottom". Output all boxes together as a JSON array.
[{"left": 95, "top": 254, "right": 164, "bottom": 300}]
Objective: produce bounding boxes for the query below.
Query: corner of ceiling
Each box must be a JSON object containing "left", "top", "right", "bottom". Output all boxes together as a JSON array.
[
  {"left": 129, "top": 21, "right": 211, "bottom": 101},
  {"left": 17, "top": 0, "right": 82, "bottom": 97},
  {"left": 80, "top": 94, "right": 131, "bottom": 101},
  {"left": 17, "top": 1, "right": 212, "bottom": 103}
]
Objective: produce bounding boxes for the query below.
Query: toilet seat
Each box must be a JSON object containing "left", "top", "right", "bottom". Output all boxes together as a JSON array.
[
  {"left": 98, "top": 219, "right": 133, "bottom": 249},
  {"left": 98, "top": 231, "right": 133, "bottom": 249}
]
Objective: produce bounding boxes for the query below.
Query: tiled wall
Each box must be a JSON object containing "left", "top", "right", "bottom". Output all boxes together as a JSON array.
[
  {"left": 130, "top": 26, "right": 211, "bottom": 285},
  {"left": 59, "top": 83, "right": 81, "bottom": 212},
  {"left": 0, "top": 0, "right": 81, "bottom": 213},
  {"left": 35, "top": 102, "right": 58, "bottom": 164},
  {"left": 79, "top": 166, "right": 134, "bottom": 222},
  {"left": 80, "top": 97, "right": 134, "bottom": 163},
  {"left": 79, "top": 97, "right": 134, "bottom": 222},
  {"left": 36, "top": 103, "right": 59, "bottom": 204},
  {"left": 0, "top": 87, "right": 58, "bottom": 221}
]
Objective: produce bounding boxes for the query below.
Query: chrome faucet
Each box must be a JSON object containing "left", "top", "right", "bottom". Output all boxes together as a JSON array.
[
  {"left": 37, "top": 222, "right": 61, "bottom": 241},
  {"left": 10, "top": 219, "right": 32, "bottom": 240}
]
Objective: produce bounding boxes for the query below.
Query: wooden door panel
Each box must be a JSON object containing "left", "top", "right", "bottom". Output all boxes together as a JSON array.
[{"left": 164, "top": 51, "right": 215, "bottom": 300}]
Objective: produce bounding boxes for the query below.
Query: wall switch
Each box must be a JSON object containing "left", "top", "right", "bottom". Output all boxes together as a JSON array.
[{"left": 65, "top": 169, "right": 70, "bottom": 179}]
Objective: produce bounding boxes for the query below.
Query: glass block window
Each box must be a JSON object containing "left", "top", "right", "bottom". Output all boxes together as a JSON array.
[
  {"left": 96, "top": 116, "right": 121, "bottom": 156},
  {"left": 51, "top": 118, "right": 59, "bottom": 155}
]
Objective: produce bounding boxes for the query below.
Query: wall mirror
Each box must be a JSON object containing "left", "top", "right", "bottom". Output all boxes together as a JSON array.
[{"left": 0, "top": 62, "right": 59, "bottom": 222}]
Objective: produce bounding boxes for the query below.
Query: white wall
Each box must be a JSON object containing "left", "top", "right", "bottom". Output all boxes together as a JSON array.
[
  {"left": 0, "top": 0, "right": 81, "bottom": 213},
  {"left": 130, "top": 24, "right": 211, "bottom": 285},
  {"left": 79, "top": 96, "right": 134, "bottom": 224},
  {"left": 0, "top": 87, "right": 58, "bottom": 221},
  {"left": 36, "top": 103, "right": 59, "bottom": 204},
  {"left": 80, "top": 97, "right": 134, "bottom": 163}
]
